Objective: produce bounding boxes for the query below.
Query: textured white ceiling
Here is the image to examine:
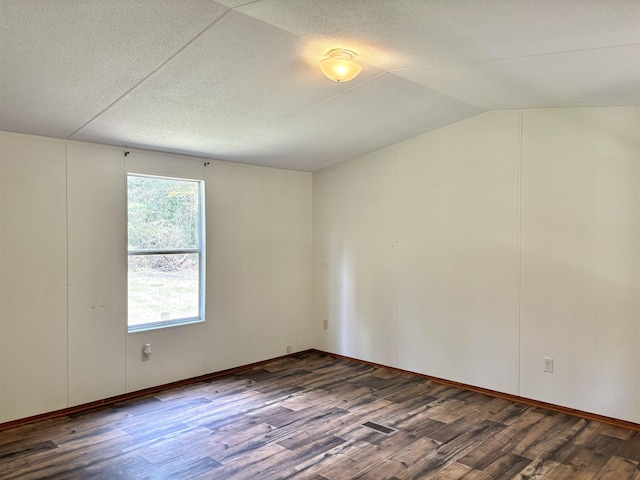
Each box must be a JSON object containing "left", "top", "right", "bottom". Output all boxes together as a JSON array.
[
  {"left": 1, "top": 0, "right": 638, "bottom": 171},
  {"left": 398, "top": 45, "right": 640, "bottom": 109},
  {"left": 0, "top": 0, "right": 228, "bottom": 138}
]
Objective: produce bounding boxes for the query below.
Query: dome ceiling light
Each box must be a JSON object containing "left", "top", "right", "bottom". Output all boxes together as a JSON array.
[{"left": 318, "top": 48, "right": 362, "bottom": 82}]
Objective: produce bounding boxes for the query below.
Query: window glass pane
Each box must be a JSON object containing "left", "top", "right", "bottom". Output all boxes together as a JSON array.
[
  {"left": 128, "top": 176, "right": 199, "bottom": 251},
  {"left": 128, "top": 253, "right": 200, "bottom": 328}
]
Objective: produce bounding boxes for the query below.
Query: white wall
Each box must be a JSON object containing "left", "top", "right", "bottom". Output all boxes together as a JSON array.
[
  {"left": 206, "top": 161, "right": 312, "bottom": 372},
  {"left": 1, "top": 106, "right": 637, "bottom": 425},
  {"left": 519, "top": 108, "right": 640, "bottom": 422},
  {"left": 0, "top": 132, "right": 312, "bottom": 423},
  {"left": 0, "top": 135, "right": 68, "bottom": 421},
  {"left": 313, "top": 147, "right": 398, "bottom": 366},
  {"left": 313, "top": 107, "right": 640, "bottom": 423},
  {"left": 398, "top": 111, "right": 520, "bottom": 394},
  {"left": 67, "top": 144, "right": 126, "bottom": 406}
]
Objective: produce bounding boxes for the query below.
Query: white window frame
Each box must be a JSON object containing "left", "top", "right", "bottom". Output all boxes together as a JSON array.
[{"left": 127, "top": 173, "right": 206, "bottom": 333}]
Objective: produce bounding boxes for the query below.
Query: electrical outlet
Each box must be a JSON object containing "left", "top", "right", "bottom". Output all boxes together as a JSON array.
[
  {"left": 544, "top": 357, "right": 554, "bottom": 373},
  {"left": 323, "top": 319, "right": 328, "bottom": 330},
  {"left": 142, "top": 343, "right": 152, "bottom": 362},
  {"left": 286, "top": 345, "right": 291, "bottom": 354}
]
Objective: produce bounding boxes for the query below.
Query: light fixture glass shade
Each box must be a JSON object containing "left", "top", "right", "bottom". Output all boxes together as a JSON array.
[{"left": 319, "top": 48, "right": 362, "bottom": 82}]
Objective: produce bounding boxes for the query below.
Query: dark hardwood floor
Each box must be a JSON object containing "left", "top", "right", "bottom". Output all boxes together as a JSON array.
[{"left": 0, "top": 351, "right": 638, "bottom": 479}]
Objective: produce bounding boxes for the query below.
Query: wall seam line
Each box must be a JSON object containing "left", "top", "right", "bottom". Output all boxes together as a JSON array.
[
  {"left": 517, "top": 111, "right": 523, "bottom": 397},
  {"left": 395, "top": 146, "right": 400, "bottom": 369},
  {"left": 65, "top": 143, "right": 70, "bottom": 408},
  {"left": 124, "top": 152, "right": 129, "bottom": 394}
]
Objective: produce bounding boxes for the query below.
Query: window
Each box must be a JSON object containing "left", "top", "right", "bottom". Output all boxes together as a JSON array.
[{"left": 127, "top": 174, "right": 205, "bottom": 332}]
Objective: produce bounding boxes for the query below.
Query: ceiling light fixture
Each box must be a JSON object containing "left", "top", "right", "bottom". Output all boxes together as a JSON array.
[{"left": 319, "top": 48, "right": 362, "bottom": 82}]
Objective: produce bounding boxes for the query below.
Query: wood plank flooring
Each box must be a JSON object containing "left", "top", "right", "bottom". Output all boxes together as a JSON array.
[{"left": 0, "top": 351, "right": 638, "bottom": 479}]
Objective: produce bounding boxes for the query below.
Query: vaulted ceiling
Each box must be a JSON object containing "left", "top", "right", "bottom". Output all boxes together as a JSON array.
[{"left": 1, "top": 1, "right": 638, "bottom": 171}]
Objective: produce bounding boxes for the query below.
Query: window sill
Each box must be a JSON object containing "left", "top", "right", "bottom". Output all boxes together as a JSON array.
[{"left": 128, "top": 317, "right": 205, "bottom": 334}]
